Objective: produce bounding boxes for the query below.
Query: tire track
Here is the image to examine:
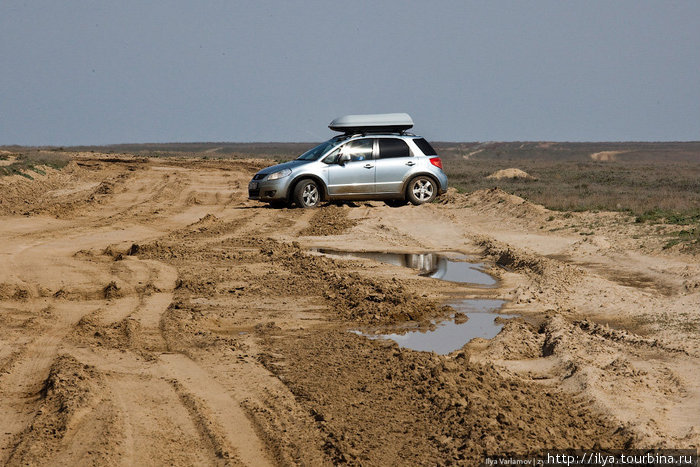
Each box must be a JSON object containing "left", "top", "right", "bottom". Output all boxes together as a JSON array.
[
  {"left": 158, "top": 354, "right": 274, "bottom": 467},
  {"left": 0, "top": 302, "right": 98, "bottom": 458}
]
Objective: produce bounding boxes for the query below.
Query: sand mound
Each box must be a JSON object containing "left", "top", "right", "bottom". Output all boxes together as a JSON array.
[
  {"left": 486, "top": 168, "right": 536, "bottom": 180},
  {"left": 437, "top": 188, "right": 550, "bottom": 224},
  {"left": 590, "top": 151, "right": 625, "bottom": 162}
]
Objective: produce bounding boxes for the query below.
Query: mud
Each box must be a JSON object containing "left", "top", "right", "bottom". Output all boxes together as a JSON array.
[
  {"left": 355, "top": 299, "right": 511, "bottom": 354},
  {"left": 0, "top": 152, "right": 698, "bottom": 465}
]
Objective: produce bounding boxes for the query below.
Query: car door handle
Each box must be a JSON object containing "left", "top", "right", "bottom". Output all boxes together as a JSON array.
[
  {"left": 364, "top": 164, "right": 374, "bottom": 169},
  {"left": 406, "top": 161, "right": 416, "bottom": 166}
]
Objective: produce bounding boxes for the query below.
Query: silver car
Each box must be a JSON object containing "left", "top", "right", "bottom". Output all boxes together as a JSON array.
[{"left": 248, "top": 113, "right": 448, "bottom": 208}]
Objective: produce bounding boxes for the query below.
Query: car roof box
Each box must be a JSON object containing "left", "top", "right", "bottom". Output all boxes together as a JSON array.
[{"left": 329, "top": 113, "right": 414, "bottom": 133}]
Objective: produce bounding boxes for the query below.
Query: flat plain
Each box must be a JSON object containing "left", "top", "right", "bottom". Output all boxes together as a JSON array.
[{"left": 0, "top": 142, "right": 698, "bottom": 465}]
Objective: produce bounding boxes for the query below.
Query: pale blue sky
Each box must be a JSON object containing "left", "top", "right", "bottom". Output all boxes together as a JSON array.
[{"left": 1, "top": 1, "right": 698, "bottom": 145}]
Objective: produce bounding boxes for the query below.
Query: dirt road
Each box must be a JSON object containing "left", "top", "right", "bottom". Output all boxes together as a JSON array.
[{"left": 0, "top": 154, "right": 698, "bottom": 465}]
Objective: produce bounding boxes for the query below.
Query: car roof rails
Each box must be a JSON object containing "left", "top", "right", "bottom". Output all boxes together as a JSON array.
[{"left": 345, "top": 130, "right": 416, "bottom": 137}]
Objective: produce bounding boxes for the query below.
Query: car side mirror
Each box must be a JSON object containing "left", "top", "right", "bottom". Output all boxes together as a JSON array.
[{"left": 338, "top": 153, "right": 351, "bottom": 165}]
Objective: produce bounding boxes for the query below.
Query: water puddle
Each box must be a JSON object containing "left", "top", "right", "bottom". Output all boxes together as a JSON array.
[
  {"left": 313, "top": 249, "right": 496, "bottom": 286},
  {"left": 311, "top": 247, "right": 515, "bottom": 354},
  {"left": 354, "top": 299, "right": 510, "bottom": 355}
]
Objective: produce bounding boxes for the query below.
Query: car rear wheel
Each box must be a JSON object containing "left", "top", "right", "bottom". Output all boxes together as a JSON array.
[
  {"left": 293, "top": 179, "right": 321, "bottom": 208},
  {"left": 407, "top": 176, "right": 436, "bottom": 205}
]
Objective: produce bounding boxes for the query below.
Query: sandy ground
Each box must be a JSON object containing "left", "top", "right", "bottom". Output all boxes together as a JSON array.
[{"left": 0, "top": 154, "right": 698, "bottom": 465}]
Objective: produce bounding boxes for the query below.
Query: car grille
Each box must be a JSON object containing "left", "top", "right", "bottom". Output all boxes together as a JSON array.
[
  {"left": 253, "top": 174, "right": 266, "bottom": 180},
  {"left": 248, "top": 188, "right": 260, "bottom": 197}
]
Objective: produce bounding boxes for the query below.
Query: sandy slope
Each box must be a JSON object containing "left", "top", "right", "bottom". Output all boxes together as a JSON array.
[{"left": 0, "top": 154, "right": 697, "bottom": 465}]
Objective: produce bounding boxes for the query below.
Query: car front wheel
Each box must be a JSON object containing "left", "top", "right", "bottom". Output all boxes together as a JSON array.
[
  {"left": 407, "top": 176, "right": 436, "bottom": 205},
  {"left": 293, "top": 179, "right": 321, "bottom": 208}
]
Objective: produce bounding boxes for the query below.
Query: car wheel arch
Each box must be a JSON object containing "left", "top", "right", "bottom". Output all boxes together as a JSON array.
[
  {"left": 287, "top": 175, "right": 328, "bottom": 201},
  {"left": 402, "top": 172, "right": 439, "bottom": 196}
]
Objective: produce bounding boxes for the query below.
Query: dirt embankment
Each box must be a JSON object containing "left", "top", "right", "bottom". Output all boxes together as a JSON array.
[{"left": 0, "top": 153, "right": 697, "bottom": 465}]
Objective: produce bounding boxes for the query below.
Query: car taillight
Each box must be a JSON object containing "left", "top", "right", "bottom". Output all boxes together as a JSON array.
[{"left": 429, "top": 157, "right": 442, "bottom": 169}]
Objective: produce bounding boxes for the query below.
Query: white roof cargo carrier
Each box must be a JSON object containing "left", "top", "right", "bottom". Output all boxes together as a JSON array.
[{"left": 329, "top": 113, "right": 414, "bottom": 134}]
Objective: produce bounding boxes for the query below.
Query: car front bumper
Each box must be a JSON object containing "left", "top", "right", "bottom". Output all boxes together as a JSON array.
[{"left": 248, "top": 177, "right": 290, "bottom": 201}]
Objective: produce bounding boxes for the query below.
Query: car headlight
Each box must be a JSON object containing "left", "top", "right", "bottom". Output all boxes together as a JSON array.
[{"left": 267, "top": 168, "right": 292, "bottom": 180}]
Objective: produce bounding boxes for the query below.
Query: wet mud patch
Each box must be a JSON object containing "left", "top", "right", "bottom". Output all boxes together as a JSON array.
[
  {"left": 582, "top": 262, "right": 675, "bottom": 296},
  {"left": 259, "top": 330, "right": 633, "bottom": 465}
]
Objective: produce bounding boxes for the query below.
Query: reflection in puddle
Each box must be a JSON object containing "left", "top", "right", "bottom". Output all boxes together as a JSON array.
[
  {"left": 354, "top": 299, "right": 510, "bottom": 355},
  {"left": 314, "top": 249, "right": 496, "bottom": 286},
  {"left": 312, "top": 248, "right": 514, "bottom": 354}
]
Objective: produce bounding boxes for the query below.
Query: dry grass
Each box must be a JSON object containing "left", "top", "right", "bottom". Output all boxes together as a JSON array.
[
  {"left": 0, "top": 151, "right": 69, "bottom": 179},
  {"left": 444, "top": 158, "right": 700, "bottom": 216}
]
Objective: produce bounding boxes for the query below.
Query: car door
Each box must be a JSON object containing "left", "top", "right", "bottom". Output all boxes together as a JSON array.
[
  {"left": 324, "top": 138, "right": 376, "bottom": 196},
  {"left": 374, "top": 138, "right": 414, "bottom": 194}
]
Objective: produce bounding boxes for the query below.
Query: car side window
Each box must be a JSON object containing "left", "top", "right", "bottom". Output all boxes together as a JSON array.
[
  {"left": 377, "top": 138, "right": 410, "bottom": 158},
  {"left": 342, "top": 139, "right": 374, "bottom": 162},
  {"left": 322, "top": 147, "right": 341, "bottom": 164}
]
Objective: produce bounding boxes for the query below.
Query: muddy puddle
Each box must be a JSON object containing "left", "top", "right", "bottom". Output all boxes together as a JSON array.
[
  {"left": 313, "top": 248, "right": 513, "bottom": 354},
  {"left": 354, "top": 299, "right": 510, "bottom": 355},
  {"left": 313, "top": 249, "right": 496, "bottom": 286}
]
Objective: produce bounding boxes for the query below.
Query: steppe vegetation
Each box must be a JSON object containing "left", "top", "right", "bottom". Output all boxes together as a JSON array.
[
  {"left": 0, "top": 150, "right": 69, "bottom": 179},
  {"left": 436, "top": 142, "right": 700, "bottom": 251}
]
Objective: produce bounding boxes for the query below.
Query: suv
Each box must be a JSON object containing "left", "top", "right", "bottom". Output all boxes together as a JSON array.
[{"left": 248, "top": 113, "right": 447, "bottom": 208}]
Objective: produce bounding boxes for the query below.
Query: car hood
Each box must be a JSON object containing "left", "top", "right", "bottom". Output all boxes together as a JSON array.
[{"left": 256, "top": 160, "right": 312, "bottom": 175}]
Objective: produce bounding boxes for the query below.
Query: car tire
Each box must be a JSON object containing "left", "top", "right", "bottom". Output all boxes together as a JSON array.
[
  {"left": 406, "top": 176, "right": 437, "bottom": 205},
  {"left": 384, "top": 199, "right": 408, "bottom": 207},
  {"left": 293, "top": 179, "right": 321, "bottom": 208}
]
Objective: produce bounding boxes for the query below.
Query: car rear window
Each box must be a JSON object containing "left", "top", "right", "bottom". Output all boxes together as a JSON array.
[
  {"left": 413, "top": 138, "right": 437, "bottom": 156},
  {"left": 378, "top": 138, "right": 410, "bottom": 159}
]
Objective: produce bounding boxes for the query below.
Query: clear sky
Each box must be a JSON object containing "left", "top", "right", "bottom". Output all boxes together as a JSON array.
[{"left": 1, "top": 1, "right": 698, "bottom": 145}]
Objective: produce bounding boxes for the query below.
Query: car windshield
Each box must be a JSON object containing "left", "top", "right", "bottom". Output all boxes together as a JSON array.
[{"left": 296, "top": 139, "right": 340, "bottom": 161}]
